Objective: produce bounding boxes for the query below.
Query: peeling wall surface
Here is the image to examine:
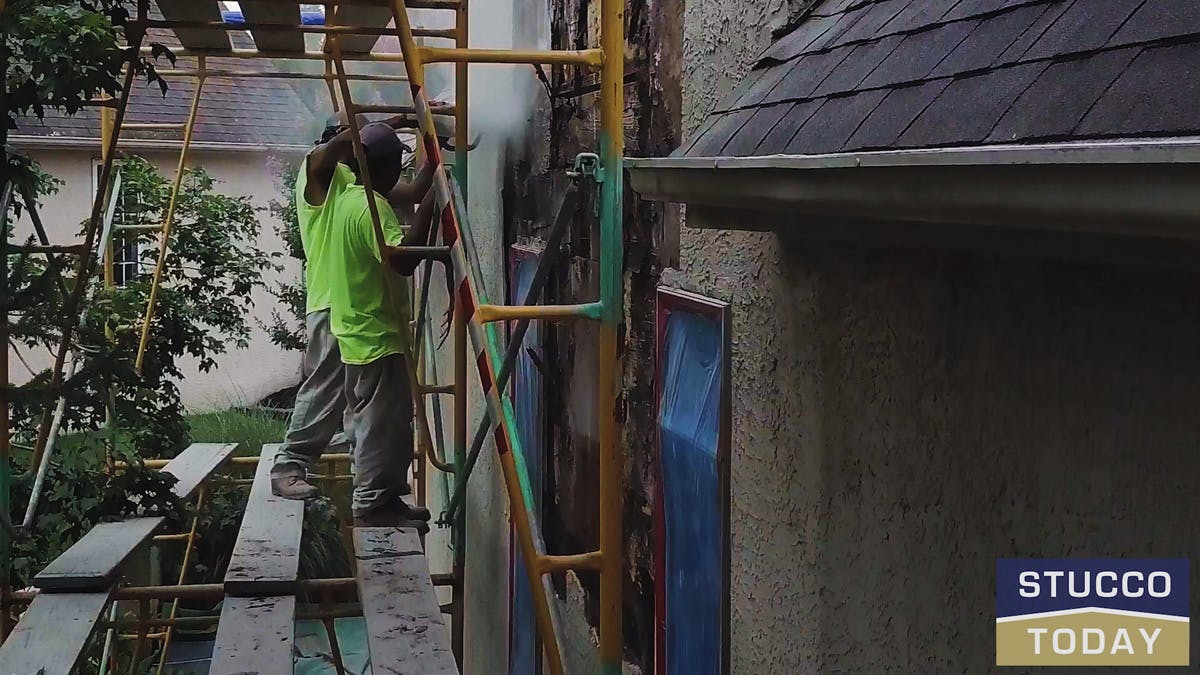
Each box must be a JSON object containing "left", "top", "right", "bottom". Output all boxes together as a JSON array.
[{"left": 675, "top": 1, "right": 1200, "bottom": 672}]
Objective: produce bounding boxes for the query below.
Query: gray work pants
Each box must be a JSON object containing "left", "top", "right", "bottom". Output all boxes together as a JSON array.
[
  {"left": 345, "top": 353, "right": 414, "bottom": 516},
  {"left": 274, "top": 310, "right": 351, "bottom": 471}
]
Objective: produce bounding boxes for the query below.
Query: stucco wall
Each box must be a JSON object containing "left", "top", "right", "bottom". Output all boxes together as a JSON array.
[
  {"left": 10, "top": 145, "right": 301, "bottom": 411},
  {"left": 674, "top": 1, "right": 1200, "bottom": 672}
]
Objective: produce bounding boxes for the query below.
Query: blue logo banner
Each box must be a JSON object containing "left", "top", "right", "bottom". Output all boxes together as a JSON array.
[{"left": 997, "top": 558, "right": 1189, "bottom": 618}]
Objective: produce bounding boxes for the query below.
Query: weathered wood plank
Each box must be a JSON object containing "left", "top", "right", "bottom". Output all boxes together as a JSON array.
[
  {"left": 33, "top": 442, "right": 235, "bottom": 592},
  {"left": 325, "top": 5, "right": 390, "bottom": 54},
  {"left": 238, "top": 0, "right": 306, "bottom": 53},
  {"left": 210, "top": 594, "right": 296, "bottom": 675},
  {"left": 33, "top": 518, "right": 163, "bottom": 591},
  {"left": 157, "top": 0, "right": 232, "bottom": 51},
  {"left": 354, "top": 527, "right": 457, "bottom": 675},
  {"left": 162, "top": 442, "right": 238, "bottom": 498},
  {"left": 224, "top": 444, "right": 304, "bottom": 596},
  {"left": 0, "top": 591, "right": 111, "bottom": 674}
]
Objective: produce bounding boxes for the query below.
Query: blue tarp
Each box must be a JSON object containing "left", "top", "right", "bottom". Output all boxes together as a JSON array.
[
  {"left": 509, "top": 254, "right": 544, "bottom": 675},
  {"left": 161, "top": 614, "right": 369, "bottom": 674},
  {"left": 219, "top": 10, "right": 326, "bottom": 25},
  {"left": 659, "top": 309, "right": 722, "bottom": 675}
]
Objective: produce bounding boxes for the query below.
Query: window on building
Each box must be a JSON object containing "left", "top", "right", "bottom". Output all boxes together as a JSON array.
[
  {"left": 655, "top": 287, "right": 730, "bottom": 675},
  {"left": 93, "top": 161, "right": 149, "bottom": 287}
]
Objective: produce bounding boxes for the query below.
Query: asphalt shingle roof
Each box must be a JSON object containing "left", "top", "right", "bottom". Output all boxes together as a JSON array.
[
  {"left": 681, "top": 0, "right": 1200, "bottom": 157},
  {"left": 14, "top": 7, "right": 317, "bottom": 149}
]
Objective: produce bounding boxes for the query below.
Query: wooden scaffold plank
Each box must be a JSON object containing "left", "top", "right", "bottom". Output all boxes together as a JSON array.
[
  {"left": 162, "top": 441, "right": 238, "bottom": 498},
  {"left": 0, "top": 592, "right": 112, "bottom": 674},
  {"left": 32, "top": 442, "right": 237, "bottom": 592},
  {"left": 237, "top": 0, "right": 307, "bottom": 53},
  {"left": 157, "top": 0, "right": 233, "bottom": 51},
  {"left": 34, "top": 518, "right": 164, "bottom": 592},
  {"left": 224, "top": 443, "right": 304, "bottom": 596},
  {"left": 354, "top": 527, "right": 457, "bottom": 674},
  {"left": 210, "top": 595, "right": 297, "bottom": 675},
  {"left": 326, "top": 4, "right": 391, "bottom": 54}
]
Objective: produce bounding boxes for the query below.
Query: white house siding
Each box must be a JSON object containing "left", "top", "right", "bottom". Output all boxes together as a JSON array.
[{"left": 9, "top": 144, "right": 303, "bottom": 411}]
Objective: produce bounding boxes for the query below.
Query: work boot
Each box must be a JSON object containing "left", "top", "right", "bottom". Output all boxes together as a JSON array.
[
  {"left": 380, "top": 495, "right": 431, "bottom": 522},
  {"left": 354, "top": 508, "right": 432, "bottom": 534},
  {"left": 270, "top": 463, "right": 320, "bottom": 500}
]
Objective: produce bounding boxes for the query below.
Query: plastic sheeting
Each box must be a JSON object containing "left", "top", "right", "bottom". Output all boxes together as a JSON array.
[
  {"left": 162, "top": 615, "right": 369, "bottom": 674},
  {"left": 294, "top": 617, "right": 370, "bottom": 675},
  {"left": 659, "top": 309, "right": 722, "bottom": 675},
  {"left": 509, "top": 253, "right": 544, "bottom": 674}
]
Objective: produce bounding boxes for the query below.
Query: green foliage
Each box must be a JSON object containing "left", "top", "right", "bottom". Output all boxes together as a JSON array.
[
  {"left": 5, "top": 156, "right": 275, "bottom": 586},
  {"left": 2, "top": 1, "right": 176, "bottom": 210},
  {"left": 299, "top": 498, "right": 352, "bottom": 579},
  {"left": 3, "top": 0, "right": 173, "bottom": 121},
  {"left": 264, "top": 160, "right": 307, "bottom": 352},
  {"left": 187, "top": 407, "right": 288, "bottom": 454}
]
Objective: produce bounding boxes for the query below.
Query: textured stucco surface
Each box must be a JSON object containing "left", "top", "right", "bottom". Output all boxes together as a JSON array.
[{"left": 674, "top": 1, "right": 1200, "bottom": 672}]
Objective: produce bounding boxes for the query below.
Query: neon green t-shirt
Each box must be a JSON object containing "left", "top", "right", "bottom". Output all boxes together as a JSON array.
[
  {"left": 296, "top": 157, "right": 411, "bottom": 364},
  {"left": 327, "top": 185, "right": 411, "bottom": 365},
  {"left": 295, "top": 157, "right": 355, "bottom": 315}
]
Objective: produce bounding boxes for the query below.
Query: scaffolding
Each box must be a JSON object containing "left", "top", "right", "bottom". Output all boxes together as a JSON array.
[{"left": 0, "top": 0, "right": 627, "bottom": 672}]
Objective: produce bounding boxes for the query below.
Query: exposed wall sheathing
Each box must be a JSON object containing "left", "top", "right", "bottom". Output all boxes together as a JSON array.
[{"left": 498, "top": 0, "right": 683, "bottom": 669}]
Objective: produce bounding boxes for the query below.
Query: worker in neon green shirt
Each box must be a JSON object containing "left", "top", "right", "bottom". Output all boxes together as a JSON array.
[{"left": 273, "top": 116, "right": 437, "bottom": 529}]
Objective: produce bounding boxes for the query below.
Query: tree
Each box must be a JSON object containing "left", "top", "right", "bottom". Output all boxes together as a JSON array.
[
  {"left": 7, "top": 156, "right": 277, "bottom": 586},
  {"left": 264, "top": 160, "right": 307, "bottom": 352},
  {"left": 3, "top": 0, "right": 172, "bottom": 192}
]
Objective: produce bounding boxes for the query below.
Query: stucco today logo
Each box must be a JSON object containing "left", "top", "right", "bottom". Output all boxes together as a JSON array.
[{"left": 996, "top": 558, "right": 1189, "bottom": 666}]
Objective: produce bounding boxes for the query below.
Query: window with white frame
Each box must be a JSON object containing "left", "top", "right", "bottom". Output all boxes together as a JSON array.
[{"left": 93, "top": 161, "right": 149, "bottom": 287}]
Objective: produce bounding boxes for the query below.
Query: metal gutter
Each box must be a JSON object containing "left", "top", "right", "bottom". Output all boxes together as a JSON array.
[
  {"left": 9, "top": 134, "right": 309, "bottom": 154},
  {"left": 626, "top": 139, "right": 1200, "bottom": 240}
]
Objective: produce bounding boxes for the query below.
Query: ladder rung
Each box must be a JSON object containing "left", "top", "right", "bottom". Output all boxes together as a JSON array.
[
  {"left": 475, "top": 302, "right": 603, "bottom": 324},
  {"left": 350, "top": 104, "right": 414, "bottom": 115},
  {"left": 348, "top": 104, "right": 456, "bottom": 116},
  {"left": 123, "top": 123, "right": 186, "bottom": 131},
  {"left": 420, "top": 46, "right": 603, "bottom": 68},
  {"left": 536, "top": 551, "right": 602, "bottom": 574},
  {"left": 419, "top": 384, "right": 455, "bottom": 396},
  {"left": 115, "top": 224, "right": 164, "bottom": 232},
  {"left": 430, "top": 573, "right": 457, "bottom": 587},
  {"left": 391, "top": 245, "right": 451, "bottom": 261}
]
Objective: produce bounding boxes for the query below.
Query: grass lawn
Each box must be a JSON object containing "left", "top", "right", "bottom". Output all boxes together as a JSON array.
[{"left": 187, "top": 407, "right": 288, "bottom": 455}]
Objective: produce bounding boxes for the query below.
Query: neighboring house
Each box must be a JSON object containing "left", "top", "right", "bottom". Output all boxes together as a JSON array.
[
  {"left": 625, "top": 0, "right": 1200, "bottom": 672},
  {"left": 9, "top": 27, "right": 315, "bottom": 409}
]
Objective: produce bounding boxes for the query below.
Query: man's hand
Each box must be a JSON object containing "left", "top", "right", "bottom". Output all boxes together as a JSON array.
[
  {"left": 386, "top": 152, "right": 438, "bottom": 208},
  {"left": 386, "top": 190, "right": 438, "bottom": 276}
]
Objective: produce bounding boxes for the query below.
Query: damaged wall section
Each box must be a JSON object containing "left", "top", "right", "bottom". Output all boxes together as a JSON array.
[{"left": 499, "top": 0, "right": 683, "bottom": 669}]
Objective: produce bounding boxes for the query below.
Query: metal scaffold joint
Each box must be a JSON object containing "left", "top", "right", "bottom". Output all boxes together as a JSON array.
[{"left": 568, "top": 152, "right": 605, "bottom": 183}]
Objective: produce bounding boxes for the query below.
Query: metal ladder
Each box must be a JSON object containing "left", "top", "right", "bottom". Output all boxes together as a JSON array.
[{"left": 326, "top": 0, "right": 627, "bottom": 672}]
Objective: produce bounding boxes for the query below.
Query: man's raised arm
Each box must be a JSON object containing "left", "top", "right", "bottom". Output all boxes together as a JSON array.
[{"left": 304, "top": 113, "right": 363, "bottom": 206}]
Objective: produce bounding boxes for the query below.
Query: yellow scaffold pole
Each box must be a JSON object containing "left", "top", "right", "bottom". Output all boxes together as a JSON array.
[{"left": 134, "top": 58, "right": 208, "bottom": 373}]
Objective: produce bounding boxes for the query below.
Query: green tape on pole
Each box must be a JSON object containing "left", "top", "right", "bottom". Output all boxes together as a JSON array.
[{"left": 598, "top": 138, "right": 623, "bottom": 325}]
